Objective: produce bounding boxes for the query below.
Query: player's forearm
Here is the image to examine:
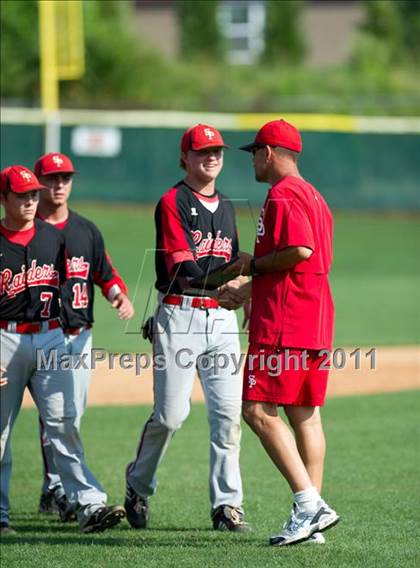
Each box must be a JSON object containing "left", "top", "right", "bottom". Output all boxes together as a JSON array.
[{"left": 254, "top": 246, "right": 312, "bottom": 275}]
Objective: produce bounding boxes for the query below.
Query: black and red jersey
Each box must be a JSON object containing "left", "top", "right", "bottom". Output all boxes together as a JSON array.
[
  {"left": 48, "top": 210, "right": 128, "bottom": 328},
  {"left": 0, "top": 219, "right": 66, "bottom": 321},
  {"left": 155, "top": 181, "right": 239, "bottom": 294}
]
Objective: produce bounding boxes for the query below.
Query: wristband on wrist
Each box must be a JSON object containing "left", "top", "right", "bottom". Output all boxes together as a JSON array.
[{"left": 250, "top": 257, "right": 259, "bottom": 276}]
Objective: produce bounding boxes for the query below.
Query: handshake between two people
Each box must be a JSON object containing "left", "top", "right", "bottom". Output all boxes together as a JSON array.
[
  {"left": 216, "top": 252, "right": 254, "bottom": 329},
  {"left": 217, "top": 275, "right": 252, "bottom": 311}
]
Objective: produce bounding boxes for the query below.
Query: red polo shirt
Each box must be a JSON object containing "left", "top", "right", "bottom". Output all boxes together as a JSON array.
[{"left": 249, "top": 175, "right": 334, "bottom": 350}]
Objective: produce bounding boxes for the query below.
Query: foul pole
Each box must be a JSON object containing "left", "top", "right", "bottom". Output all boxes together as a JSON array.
[{"left": 38, "top": 0, "right": 85, "bottom": 152}]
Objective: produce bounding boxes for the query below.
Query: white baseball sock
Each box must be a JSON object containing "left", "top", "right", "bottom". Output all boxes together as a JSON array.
[{"left": 293, "top": 486, "right": 320, "bottom": 513}]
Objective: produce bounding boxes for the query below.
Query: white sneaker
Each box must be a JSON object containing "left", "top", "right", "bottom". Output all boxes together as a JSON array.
[
  {"left": 301, "top": 532, "right": 326, "bottom": 545},
  {"left": 269, "top": 502, "right": 339, "bottom": 547}
]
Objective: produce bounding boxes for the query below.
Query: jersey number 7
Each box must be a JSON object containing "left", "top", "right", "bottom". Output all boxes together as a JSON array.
[{"left": 40, "top": 291, "right": 53, "bottom": 318}]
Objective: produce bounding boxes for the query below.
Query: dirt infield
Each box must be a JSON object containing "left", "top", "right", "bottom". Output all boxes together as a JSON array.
[{"left": 21, "top": 346, "right": 419, "bottom": 408}]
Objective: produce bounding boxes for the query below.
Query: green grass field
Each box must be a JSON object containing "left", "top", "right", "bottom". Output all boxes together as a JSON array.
[
  {"left": 2, "top": 390, "right": 419, "bottom": 567},
  {"left": 69, "top": 203, "right": 420, "bottom": 352}
]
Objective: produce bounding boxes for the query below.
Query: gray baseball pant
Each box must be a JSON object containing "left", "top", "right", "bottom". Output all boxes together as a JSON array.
[
  {"left": 0, "top": 327, "right": 106, "bottom": 524},
  {"left": 127, "top": 298, "right": 244, "bottom": 511},
  {"left": 38, "top": 328, "right": 92, "bottom": 496}
]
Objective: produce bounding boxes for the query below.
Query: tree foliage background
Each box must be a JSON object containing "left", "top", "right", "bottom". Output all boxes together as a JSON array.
[
  {"left": 263, "top": 0, "right": 306, "bottom": 64},
  {"left": 1, "top": 0, "right": 419, "bottom": 114},
  {"left": 178, "top": 0, "right": 224, "bottom": 60}
]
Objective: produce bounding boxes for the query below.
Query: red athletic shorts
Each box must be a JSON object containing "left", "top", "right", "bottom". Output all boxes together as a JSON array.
[{"left": 242, "top": 344, "right": 330, "bottom": 406}]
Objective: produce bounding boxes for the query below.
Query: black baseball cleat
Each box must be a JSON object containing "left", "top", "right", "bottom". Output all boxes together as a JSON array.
[
  {"left": 125, "top": 484, "right": 150, "bottom": 529},
  {"left": 0, "top": 522, "right": 17, "bottom": 536},
  {"left": 212, "top": 505, "right": 252, "bottom": 533},
  {"left": 38, "top": 488, "right": 60, "bottom": 515},
  {"left": 56, "top": 494, "right": 77, "bottom": 523},
  {"left": 79, "top": 505, "right": 126, "bottom": 534}
]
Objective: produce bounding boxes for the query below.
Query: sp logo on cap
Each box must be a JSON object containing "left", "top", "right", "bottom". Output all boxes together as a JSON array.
[
  {"left": 204, "top": 128, "right": 215, "bottom": 140},
  {"left": 52, "top": 155, "right": 64, "bottom": 167},
  {"left": 34, "top": 153, "right": 75, "bottom": 177},
  {"left": 20, "top": 170, "right": 32, "bottom": 182},
  {"left": 180, "top": 123, "right": 227, "bottom": 152},
  {"left": 0, "top": 165, "right": 46, "bottom": 194}
]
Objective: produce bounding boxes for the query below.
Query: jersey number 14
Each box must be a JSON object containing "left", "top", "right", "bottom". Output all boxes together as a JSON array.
[{"left": 72, "top": 282, "right": 89, "bottom": 309}]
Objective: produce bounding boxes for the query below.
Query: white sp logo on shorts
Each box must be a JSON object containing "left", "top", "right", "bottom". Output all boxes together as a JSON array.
[
  {"left": 204, "top": 128, "right": 215, "bottom": 140},
  {"left": 248, "top": 375, "right": 257, "bottom": 389}
]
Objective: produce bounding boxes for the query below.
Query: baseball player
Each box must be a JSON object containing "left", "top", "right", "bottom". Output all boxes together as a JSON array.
[
  {"left": 224, "top": 119, "right": 340, "bottom": 546},
  {"left": 0, "top": 165, "right": 125, "bottom": 534},
  {"left": 33, "top": 152, "right": 135, "bottom": 518},
  {"left": 125, "top": 124, "right": 251, "bottom": 532}
]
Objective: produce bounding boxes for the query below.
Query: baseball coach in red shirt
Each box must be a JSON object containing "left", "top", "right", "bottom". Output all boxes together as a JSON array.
[{"left": 225, "top": 119, "right": 340, "bottom": 547}]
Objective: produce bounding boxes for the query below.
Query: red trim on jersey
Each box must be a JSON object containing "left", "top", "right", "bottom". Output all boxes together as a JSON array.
[
  {"left": 36, "top": 212, "right": 69, "bottom": 230},
  {"left": 168, "top": 250, "right": 195, "bottom": 272},
  {"left": 54, "top": 219, "right": 68, "bottom": 230},
  {"left": 0, "top": 223, "right": 36, "bottom": 246},
  {"left": 93, "top": 250, "right": 128, "bottom": 298},
  {"left": 195, "top": 192, "right": 219, "bottom": 203},
  {"left": 160, "top": 188, "right": 195, "bottom": 275}
]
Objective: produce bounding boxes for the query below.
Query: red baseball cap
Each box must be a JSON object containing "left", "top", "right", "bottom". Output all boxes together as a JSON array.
[
  {"left": 34, "top": 153, "right": 76, "bottom": 177},
  {"left": 0, "top": 165, "right": 47, "bottom": 194},
  {"left": 240, "top": 119, "right": 302, "bottom": 153},
  {"left": 181, "top": 124, "right": 228, "bottom": 153}
]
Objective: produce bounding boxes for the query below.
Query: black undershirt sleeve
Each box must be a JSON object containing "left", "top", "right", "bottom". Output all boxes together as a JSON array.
[{"left": 172, "top": 260, "right": 205, "bottom": 291}]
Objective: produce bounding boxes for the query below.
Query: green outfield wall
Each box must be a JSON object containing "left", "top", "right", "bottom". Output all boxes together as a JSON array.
[{"left": 1, "top": 110, "right": 419, "bottom": 209}]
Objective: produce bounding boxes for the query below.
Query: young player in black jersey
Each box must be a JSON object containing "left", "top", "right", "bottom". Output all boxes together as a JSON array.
[
  {"left": 125, "top": 124, "right": 251, "bottom": 533},
  {"left": 0, "top": 165, "right": 125, "bottom": 534},
  {"left": 33, "top": 153, "right": 134, "bottom": 518}
]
